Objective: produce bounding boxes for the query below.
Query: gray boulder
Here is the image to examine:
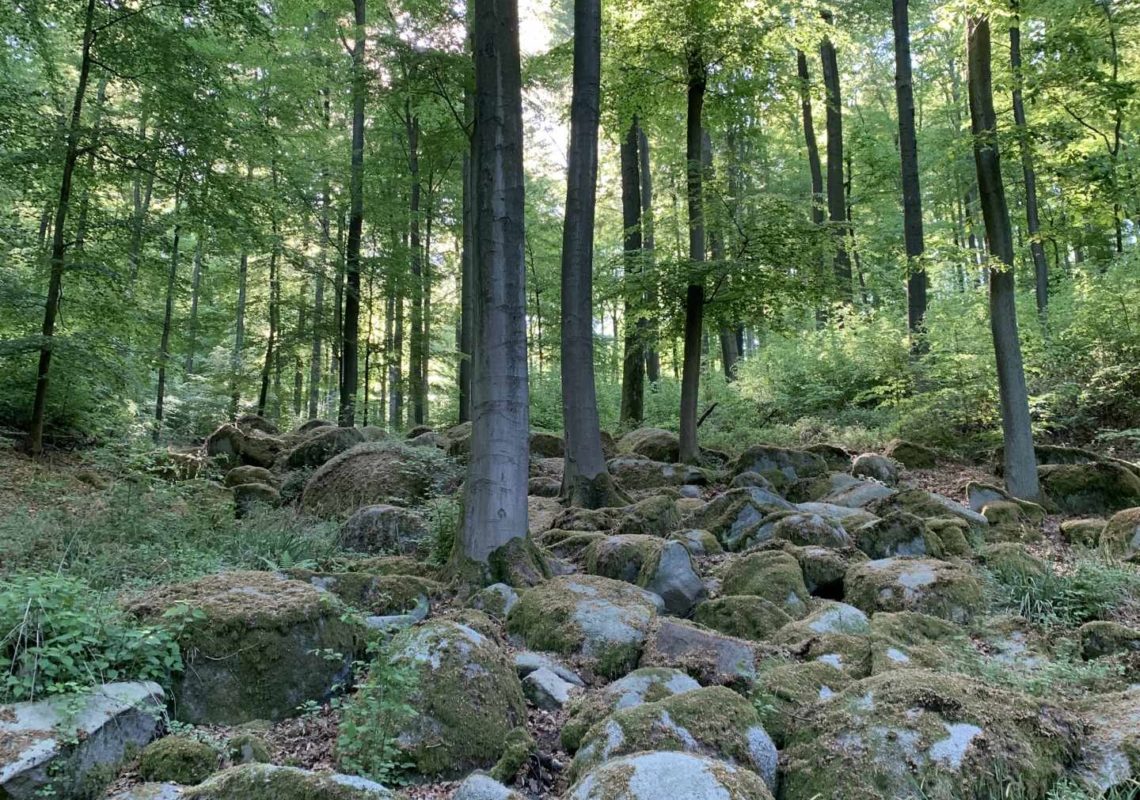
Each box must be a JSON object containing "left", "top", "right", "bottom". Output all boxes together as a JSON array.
[
  {"left": 523, "top": 666, "right": 582, "bottom": 710},
  {"left": 338, "top": 503, "right": 430, "bottom": 555},
  {"left": 452, "top": 774, "right": 526, "bottom": 800},
  {"left": 183, "top": 764, "right": 393, "bottom": 799},
  {"left": 851, "top": 453, "right": 899, "bottom": 485},
  {"left": 567, "top": 751, "right": 773, "bottom": 800}
]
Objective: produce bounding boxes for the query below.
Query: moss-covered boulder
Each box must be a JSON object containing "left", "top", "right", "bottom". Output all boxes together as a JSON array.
[
  {"left": 978, "top": 542, "right": 1048, "bottom": 578},
  {"left": 566, "top": 751, "right": 773, "bottom": 800},
  {"left": 507, "top": 575, "right": 661, "bottom": 678},
  {"left": 284, "top": 426, "right": 365, "bottom": 469},
  {"left": 619, "top": 427, "right": 681, "bottom": 463},
  {"left": 1079, "top": 620, "right": 1140, "bottom": 659},
  {"left": 226, "top": 733, "right": 271, "bottom": 765},
  {"left": 585, "top": 536, "right": 705, "bottom": 616},
  {"left": 854, "top": 512, "right": 941, "bottom": 559},
  {"left": 669, "top": 528, "right": 722, "bottom": 555},
  {"left": 337, "top": 504, "right": 429, "bottom": 555},
  {"left": 638, "top": 619, "right": 785, "bottom": 691},
  {"left": 1100, "top": 506, "right": 1140, "bottom": 560},
  {"left": 733, "top": 445, "right": 828, "bottom": 482},
  {"left": 232, "top": 482, "right": 280, "bottom": 518},
  {"left": 535, "top": 528, "right": 607, "bottom": 560},
  {"left": 468, "top": 583, "right": 520, "bottom": 620},
  {"left": 771, "top": 602, "right": 873, "bottom": 677},
  {"left": 183, "top": 765, "right": 394, "bottom": 799},
  {"left": 852, "top": 453, "right": 899, "bottom": 485},
  {"left": 965, "top": 482, "right": 1046, "bottom": 521},
  {"left": 884, "top": 438, "right": 938, "bottom": 468},
  {"left": 206, "top": 423, "right": 283, "bottom": 469},
  {"left": 223, "top": 465, "right": 276, "bottom": 488},
  {"left": 867, "top": 488, "right": 988, "bottom": 529},
  {"left": 806, "top": 443, "right": 853, "bottom": 471},
  {"left": 616, "top": 494, "right": 682, "bottom": 537},
  {"left": 685, "top": 489, "right": 795, "bottom": 551},
  {"left": 300, "top": 441, "right": 461, "bottom": 517},
  {"left": 844, "top": 557, "right": 984, "bottom": 623},
  {"left": 751, "top": 661, "right": 851, "bottom": 747},
  {"left": 692, "top": 596, "right": 792, "bottom": 641},
  {"left": 561, "top": 667, "right": 701, "bottom": 752},
  {"left": 607, "top": 456, "right": 690, "bottom": 491},
  {"left": 1038, "top": 462, "right": 1140, "bottom": 515},
  {"left": 1060, "top": 518, "right": 1106, "bottom": 547},
  {"left": 1072, "top": 687, "right": 1140, "bottom": 794},
  {"left": 552, "top": 505, "right": 619, "bottom": 532},
  {"left": 768, "top": 512, "right": 852, "bottom": 549},
  {"left": 452, "top": 774, "right": 526, "bottom": 800},
  {"left": 781, "top": 669, "right": 1082, "bottom": 800},
  {"left": 868, "top": 610, "right": 970, "bottom": 675},
  {"left": 357, "top": 621, "right": 526, "bottom": 777},
  {"left": 286, "top": 569, "right": 443, "bottom": 616},
  {"left": 720, "top": 551, "right": 810, "bottom": 617},
  {"left": 570, "top": 687, "right": 778, "bottom": 791},
  {"left": 789, "top": 543, "right": 867, "bottom": 597},
  {"left": 138, "top": 736, "right": 217, "bottom": 785},
  {"left": 126, "top": 571, "right": 363, "bottom": 724}
]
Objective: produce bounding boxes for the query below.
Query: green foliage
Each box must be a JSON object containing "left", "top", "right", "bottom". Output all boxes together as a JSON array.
[
  {"left": 336, "top": 644, "right": 419, "bottom": 785},
  {"left": 989, "top": 556, "right": 1140, "bottom": 628},
  {"left": 0, "top": 574, "right": 182, "bottom": 703},
  {"left": 424, "top": 496, "right": 461, "bottom": 566}
]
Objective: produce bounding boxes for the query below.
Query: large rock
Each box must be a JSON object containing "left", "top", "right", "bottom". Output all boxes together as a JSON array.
[
  {"left": 567, "top": 751, "right": 773, "bottom": 800},
  {"left": 608, "top": 456, "right": 703, "bottom": 491},
  {"left": 183, "top": 764, "right": 394, "bottom": 799},
  {"left": 561, "top": 667, "right": 701, "bottom": 752},
  {"left": 206, "top": 423, "right": 283, "bottom": 469},
  {"left": 300, "top": 441, "right": 461, "bottom": 516},
  {"left": 768, "top": 512, "right": 852, "bottom": 549},
  {"left": 854, "top": 511, "right": 940, "bottom": 559},
  {"left": 338, "top": 504, "right": 430, "bottom": 555},
  {"left": 0, "top": 682, "right": 164, "bottom": 800},
  {"left": 1100, "top": 507, "right": 1140, "bottom": 561},
  {"left": 639, "top": 619, "right": 782, "bottom": 691},
  {"left": 529, "top": 430, "right": 565, "bottom": 458},
  {"left": 284, "top": 426, "right": 366, "bottom": 469},
  {"left": 851, "top": 453, "right": 899, "bottom": 485},
  {"left": 570, "top": 687, "right": 778, "bottom": 792},
  {"left": 126, "top": 571, "right": 361, "bottom": 724},
  {"left": 232, "top": 482, "right": 280, "bottom": 517},
  {"left": 692, "top": 596, "right": 792, "bottom": 641},
  {"left": 750, "top": 661, "right": 852, "bottom": 746},
  {"left": 685, "top": 488, "right": 794, "bottom": 551},
  {"left": 1038, "top": 462, "right": 1140, "bottom": 514},
  {"left": 507, "top": 575, "right": 662, "bottom": 678},
  {"left": 349, "top": 620, "right": 526, "bottom": 777},
  {"left": 845, "top": 557, "right": 984, "bottom": 623},
  {"left": 138, "top": 736, "right": 218, "bottom": 784},
  {"left": 615, "top": 494, "right": 683, "bottom": 537},
  {"left": 286, "top": 569, "right": 442, "bottom": 616},
  {"left": 884, "top": 439, "right": 938, "bottom": 468},
  {"left": 781, "top": 670, "right": 1082, "bottom": 800},
  {"left": 585, "top": 535, "right": 705, "bottom": 616},
  {"left": 1073, "top": 687, "right": 1140, "bottom": 794},
  {"left": 818, "top": 475, "right": 897, "bottom": 509},
  {"left": 720, "top": 551, "right": 810, "bottom": 617},
  {"left": 452, "top": 774, "right": 526, "bottom": 800},
  {"left": 619, "top": 428, "right": 681, "bottom": 463},
  {"left": 223, "top": 465, "right": 276, "bottom": 488},
  {"left": 867, "top": 488, "right": 988, "bottom": 528},
  {"left": 733, "top": 445, "right": 828, "bottom": 482}
]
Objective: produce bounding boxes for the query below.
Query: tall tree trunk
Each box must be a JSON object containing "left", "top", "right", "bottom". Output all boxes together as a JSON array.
[
  {"left": 230, "top": 250, "right": 249, "bottom": 419},
  {"left": 339, "top": 0, "right": 366, "bottom": 426},
  {"left": 637, "top": 124, "right": 660, "bottom": 383},
  {"left": 967, "top": 15, "right": 1040, "bottom": 502},
  {"left": 310, "top": 90, "right": 331, "bottom": 420},
  {"left": 73, "top": 77, "right": 107, "bottom": 253},
  {"left": 620, "top": 119, "right": 645, "bottom": 425},
  {"left": 185, "top": 234, "right": 204, "bottom": 373},
  {"left": 154, "top": 178, "right": 184, "bottom": 441},
  {"left": 679, "top": 49, "right": 707, "bottom": 464},
  {"left": 796, "top": 50, "right": 825, "bottom": 225},
  {"left": 458, "top": 0, "right": 530, "bottom": 566},
  {"left": 389, "top": 283, "right": 404, "bottom": 429},
  {"left": 422, "top": 182, "right": 434, "bottom": 425},
  {"left": 406, "top": 108, "right": 426, "bottom": 426},
  {"left": 560, "top": 0, "right": 622, "bottom": 507},
  {"left": 820, "top": 13, "right": 852, "bottom": 302},
  {"left": 332, "top": 211, "right": 345, "bottom": 411},
  {"left": 459, "top": 151, "right": 475, "bottom": 423},
  {"left": 1009, "top": 0, "right": 1048, "bottom": 315},
  {"left": 257, "top": 220, "right": 279, "bottom": 417},
  {"left": 27, "top": 0, "right": 97, "bottom": 455},
  {"left": 893, "top": 0, "right": 927, "bottom": 340},
  {"left": 701, "top": 131, "right": 739, "bottom": 380}
]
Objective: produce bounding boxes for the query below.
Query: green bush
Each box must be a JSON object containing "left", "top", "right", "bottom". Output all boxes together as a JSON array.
[
  {"left": 0, "top": 574, "right": 182, "bottom": 702},
  {"left": 989, "top": 557, "right": 1140, "bottom": 628},
  {"left": 336, "top": 644, "right": 419, "bottom": 784}
]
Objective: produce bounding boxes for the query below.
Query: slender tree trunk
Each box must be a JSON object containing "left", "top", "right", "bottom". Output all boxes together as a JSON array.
[
  {"left": 459, "top": 151, "right": 475, "bottom": 423},
  {"left": 1009, "top": 0, "right": 1048, "bottom": 315},
  {"left": 389, "top": 281, "right": 404, "bottom": 429},
  {"left": 73, "top": 77, "right": 107, "bottom": 253},
  {"left": 331, "top": 211, "right": 345, "bottom": 411},
  {"left": 309, "top": 241, "right": 326, "bottom": 419},
  {"left": 257, "top": 225, "right": 279, "bottom": 417},
  {"left": 128, "top": 125, "right": 157, "bottom": 287},
  {"left": 422, "top": 184, "right": 434, "bottom": 425},
  {"left": 339, "top": 0, "right": 366, "bottom": 426},
  {"left": 701, "top": 131, "right": 739, "bottom": 380},
  {"left": 560, "top": 0, "right": 622, "bottom": 507},
  {"left": 797, "top": 50, "right": 825, "bottom": 225},
  {"left": 527, "top": 235, "right": 544, "bottom": 371},
  {"left": 894, "top": 0, "right": 927, "bottom": 340},
  {"left": 968, "top": 15, "right": 1040, "bottom": 501},
  {"left": 406, "top": 108, "right": 426, "bottom": 426},
  {"left": 154, "top": 178, "right": 184, "bottom": 441},
  {"left": 27, "top": 0, "right": 97, "bottom": 455},
  {"left": 637, "top": 124, "right": 660, "bottom": 383},
  {"left": 620, "top": 119, "right": 645, "bottom": 425},
  {"left": 459, "top": 0, "right": 530, "bottom": 565},
  {"left": 185, "top": 234, "right": 204, "bottom": 373},
  {"left": 679, "top": 49, "right": 707, "bottom": 464},
  {"left": 230, "top": 251, "right": 249, "bottom": 419},
  {"left": 820, "top": 13, "right": 852, "bottom": 302}
]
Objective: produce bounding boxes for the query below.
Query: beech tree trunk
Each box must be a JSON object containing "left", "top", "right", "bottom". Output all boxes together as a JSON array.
[
  {"left": 967, "top": 15, "right": 1041, "bottom": 502},
  {"left": 27, "top": 0, "right": 97, "bottom": 455},
  {"left": 459, "top": 151, "right": 474, "bottom": 423},
  {"left": 620, "top": 120, "right": 645, "bottom": 425},
  {"left": 1009, "top": 0, "right": 1048, "bottom": 315},
  {"left": 185, "top": 234, "right": 204, "bottom": 373},
  {"left": 637, "top": 125, "right": 660, "bottom": 383},
  {"left": 155, "top": 178, "right": 184, "bottom": 441},
  {"left": 820, "top": 13, "right": 852, "bottom": 302},
  {"left": 230, "top": 250, "right": 248, "bottom": 419},
  {"left": 797, "top": 49, "right": 825, "bottom": 225},
  {"left": 407, "top": 108, "right": 426, "bottom": 426},
  {"left": 679, "top": 49, "right": 707, "bottom": 464},
  {"left": 893, "top": 0, "right": 927, "bottom": 339},
  {"left": 339, "top": 0, "right": 366, "bottom": 426},
  {"left": 257, "top": 225, "right": 279, "bottom": 417},
  {"left": 458, "top": 0, "right": 530, "bottom": 564}
]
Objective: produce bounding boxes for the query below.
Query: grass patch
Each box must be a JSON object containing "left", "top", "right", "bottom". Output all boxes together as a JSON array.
[{"left": 988, "top": 556, "right": 1140, "bottom": 628}]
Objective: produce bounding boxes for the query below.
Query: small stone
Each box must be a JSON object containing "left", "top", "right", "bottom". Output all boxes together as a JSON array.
[{"left": 523, "top": 666, "right": 581, "bottom": 710}]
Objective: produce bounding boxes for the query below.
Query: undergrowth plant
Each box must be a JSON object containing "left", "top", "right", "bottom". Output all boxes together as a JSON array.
[
  {"left": 990, "top": 557, "right": 1140, "bottom": 628},
  {"left": 336, "top": 642, "right": 419, "bottom": 785}
]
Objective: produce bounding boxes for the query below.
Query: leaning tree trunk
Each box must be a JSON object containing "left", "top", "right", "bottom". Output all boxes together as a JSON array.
[
  {"left": 678, "top": 49, "right": 707, "bottom": 465},
  {"left": 1009, "top": 0, "right": 1048, "bottom": 315},
  {"left": 637, "top": 124, "right": 660, "bottom": 383},
  {"left": 27, "top": 0, "right": 97, "bottom": 455},
  {"left": 620, "top": 119, "right": 645, "bottom": 425},
  {"left": 257, "top": 223, "right": 280, "bottom": 417},
  {"left": 893, "top": 0, "right": 927, "bottom": 340},
  {"left": 796, "top": 50, "right": 825, "bottom": 225},
  {"left": 458, "top": 0, "right": 530, "bottom": 566},
  {"left": 560, "top": 0, "right": 623, "bottom": 508},
  {"left": 820, "top": 13, "right": 852, "bottom": 302},
  {"left": 967, "top": 15, "right": 1041, "bottom": 501},
  {"left": 339, "top": 0, "right": 366, "bottom": 427}
]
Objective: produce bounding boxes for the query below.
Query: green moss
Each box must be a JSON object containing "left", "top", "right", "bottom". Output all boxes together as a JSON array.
[
  {"left": 845, "top": 557, "right": 985, "bottom": 623},
  {"left": 750, "top": 661, "right": 852, "bottom": 747},
  {"left": 535, "top": 529, "right": 607, "bottom": 559},
  {"left": 487, "top": 535, "right": 551, "bottom": 587},
  {"left": 285, "top": 570, "right": 443, "bottom": 615},
  {"left": 226, "top": 733, "right": 271, "bottom": 765},
  {"left": 1060, "top": 518, "right": 1106, "bottom": 548},
  {"left": 1039, "top": 463, "right": 1140, "bottom": 515},
  {"left": 489, "top": 727, "right": 536, "bottom": 784},
  {"left": 616, "top": 494, "right": 682, "bottom": 536},
  {"left": 868, "top": 610, "right": 972, "bottom": 675},
  {"left": 1101, "top": 507, "right": 1140, "bottom": 561},
  {"left": 693, "top": 596, "right": 792, "bottom": 641},
  {"left": 926, "top": 518, "right": 973, "bottom": 557},
  {"left": 1079, "top": 620, "right": 1140, "bottom": 659},
  {"left": 585, "top": 535, "right": 662, "bottom": 582},
  {"left": 979, "top": 543, "right": 1048, "bottom": 579},
  {"left": 855, "top": 512, "right": 942, "bottom": 559},
  {"left": 183, "top": 764, "right": 394, "bottom": 799},
  {"left": 138, "top": 736, "right": 218, "bottom": 785},
  {"left": 720, "top": 551, "right": 810, "bottom": 617}
]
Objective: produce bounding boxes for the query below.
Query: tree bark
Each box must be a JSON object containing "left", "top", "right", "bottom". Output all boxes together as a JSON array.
[
  {"left": 339, "top": 0, "right": 366, "bottom": 426},
  {"left": 406, "top": 107, "right": 426, "bottom": 426},
  {"left": 560, "top": 0, "right": 622, "bottom": 507},
  {"left": 1009, "top": 0, "right": 1048, "bottom": 315},
  {"left": 820, "top": 13, "right": 852, "bottom": 302},
  {"left": 154, "top": 178, "right": 184, "bottom": 441},
  {"left": 459, "top": 151, "right": 475, "bottom": 423},
  {"left": 967, "top": 15, "right": 1040, "bottom": 502},
  {"left": 797, "top": 49, "right": 825, "bottom": 225},
  {"left": 458, "top": 0, "right": 530, "bottom": 564},
  {"left": 257, "top": 205, "right": 280, "bottom": 417},
  {"left": 184, "top": 233, "right": 204, "bottom": 373},
  {"left": 637, "top": 124, "right": 660, "bottom": 383},
  {"left": 894, "top": 0, "right": 927, "bottom": 339},
  {"left": 679, "top": 49, "right": 707, "bottom": 464},
  {"left": 388, "top": 278, "right": 404, "bottom": 429},
  {"left": 230, "top": 250, "right": 248, "bottom": 419},
  {"left": 27, "top": 0, "right": 97, "bottom": 455},
  {"left": 620, "top": 119, "right": 645, "bottom": 426}
]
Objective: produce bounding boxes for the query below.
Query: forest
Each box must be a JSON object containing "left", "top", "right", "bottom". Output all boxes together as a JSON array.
[{"left": 2, "top": 0, "right": 1140, "bottom": 799}]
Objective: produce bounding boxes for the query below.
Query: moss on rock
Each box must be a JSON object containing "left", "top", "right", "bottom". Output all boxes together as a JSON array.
[
  {"left": 844, "top": 557, "right": 984, "bottom": 623},
  {"left": 1038, "top": 462, "right": 1140, "bottom": 515},
  {"left": 566, "top": 751, "right": 774, "bottom": 800},
  {"left": 692, "top": 596, "right": 792, "bottom": 642},
  {"left": 720, "top": 551, "right": 810, "bottom": 617},
  {"left": 854, "top": 512, "right": 942, "bottom": 559},
  {"left": 183, "top": 764, "right": 394, "bottom": 799},
  {"left": 138, "top": 736, "right": 217, "bottom": 785},
  {"left": 1100, "top": 507, "right": 1140, "bottom": 561},
  {"left": 751, "top": 661, "right": 852, "bottom": 747}
]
